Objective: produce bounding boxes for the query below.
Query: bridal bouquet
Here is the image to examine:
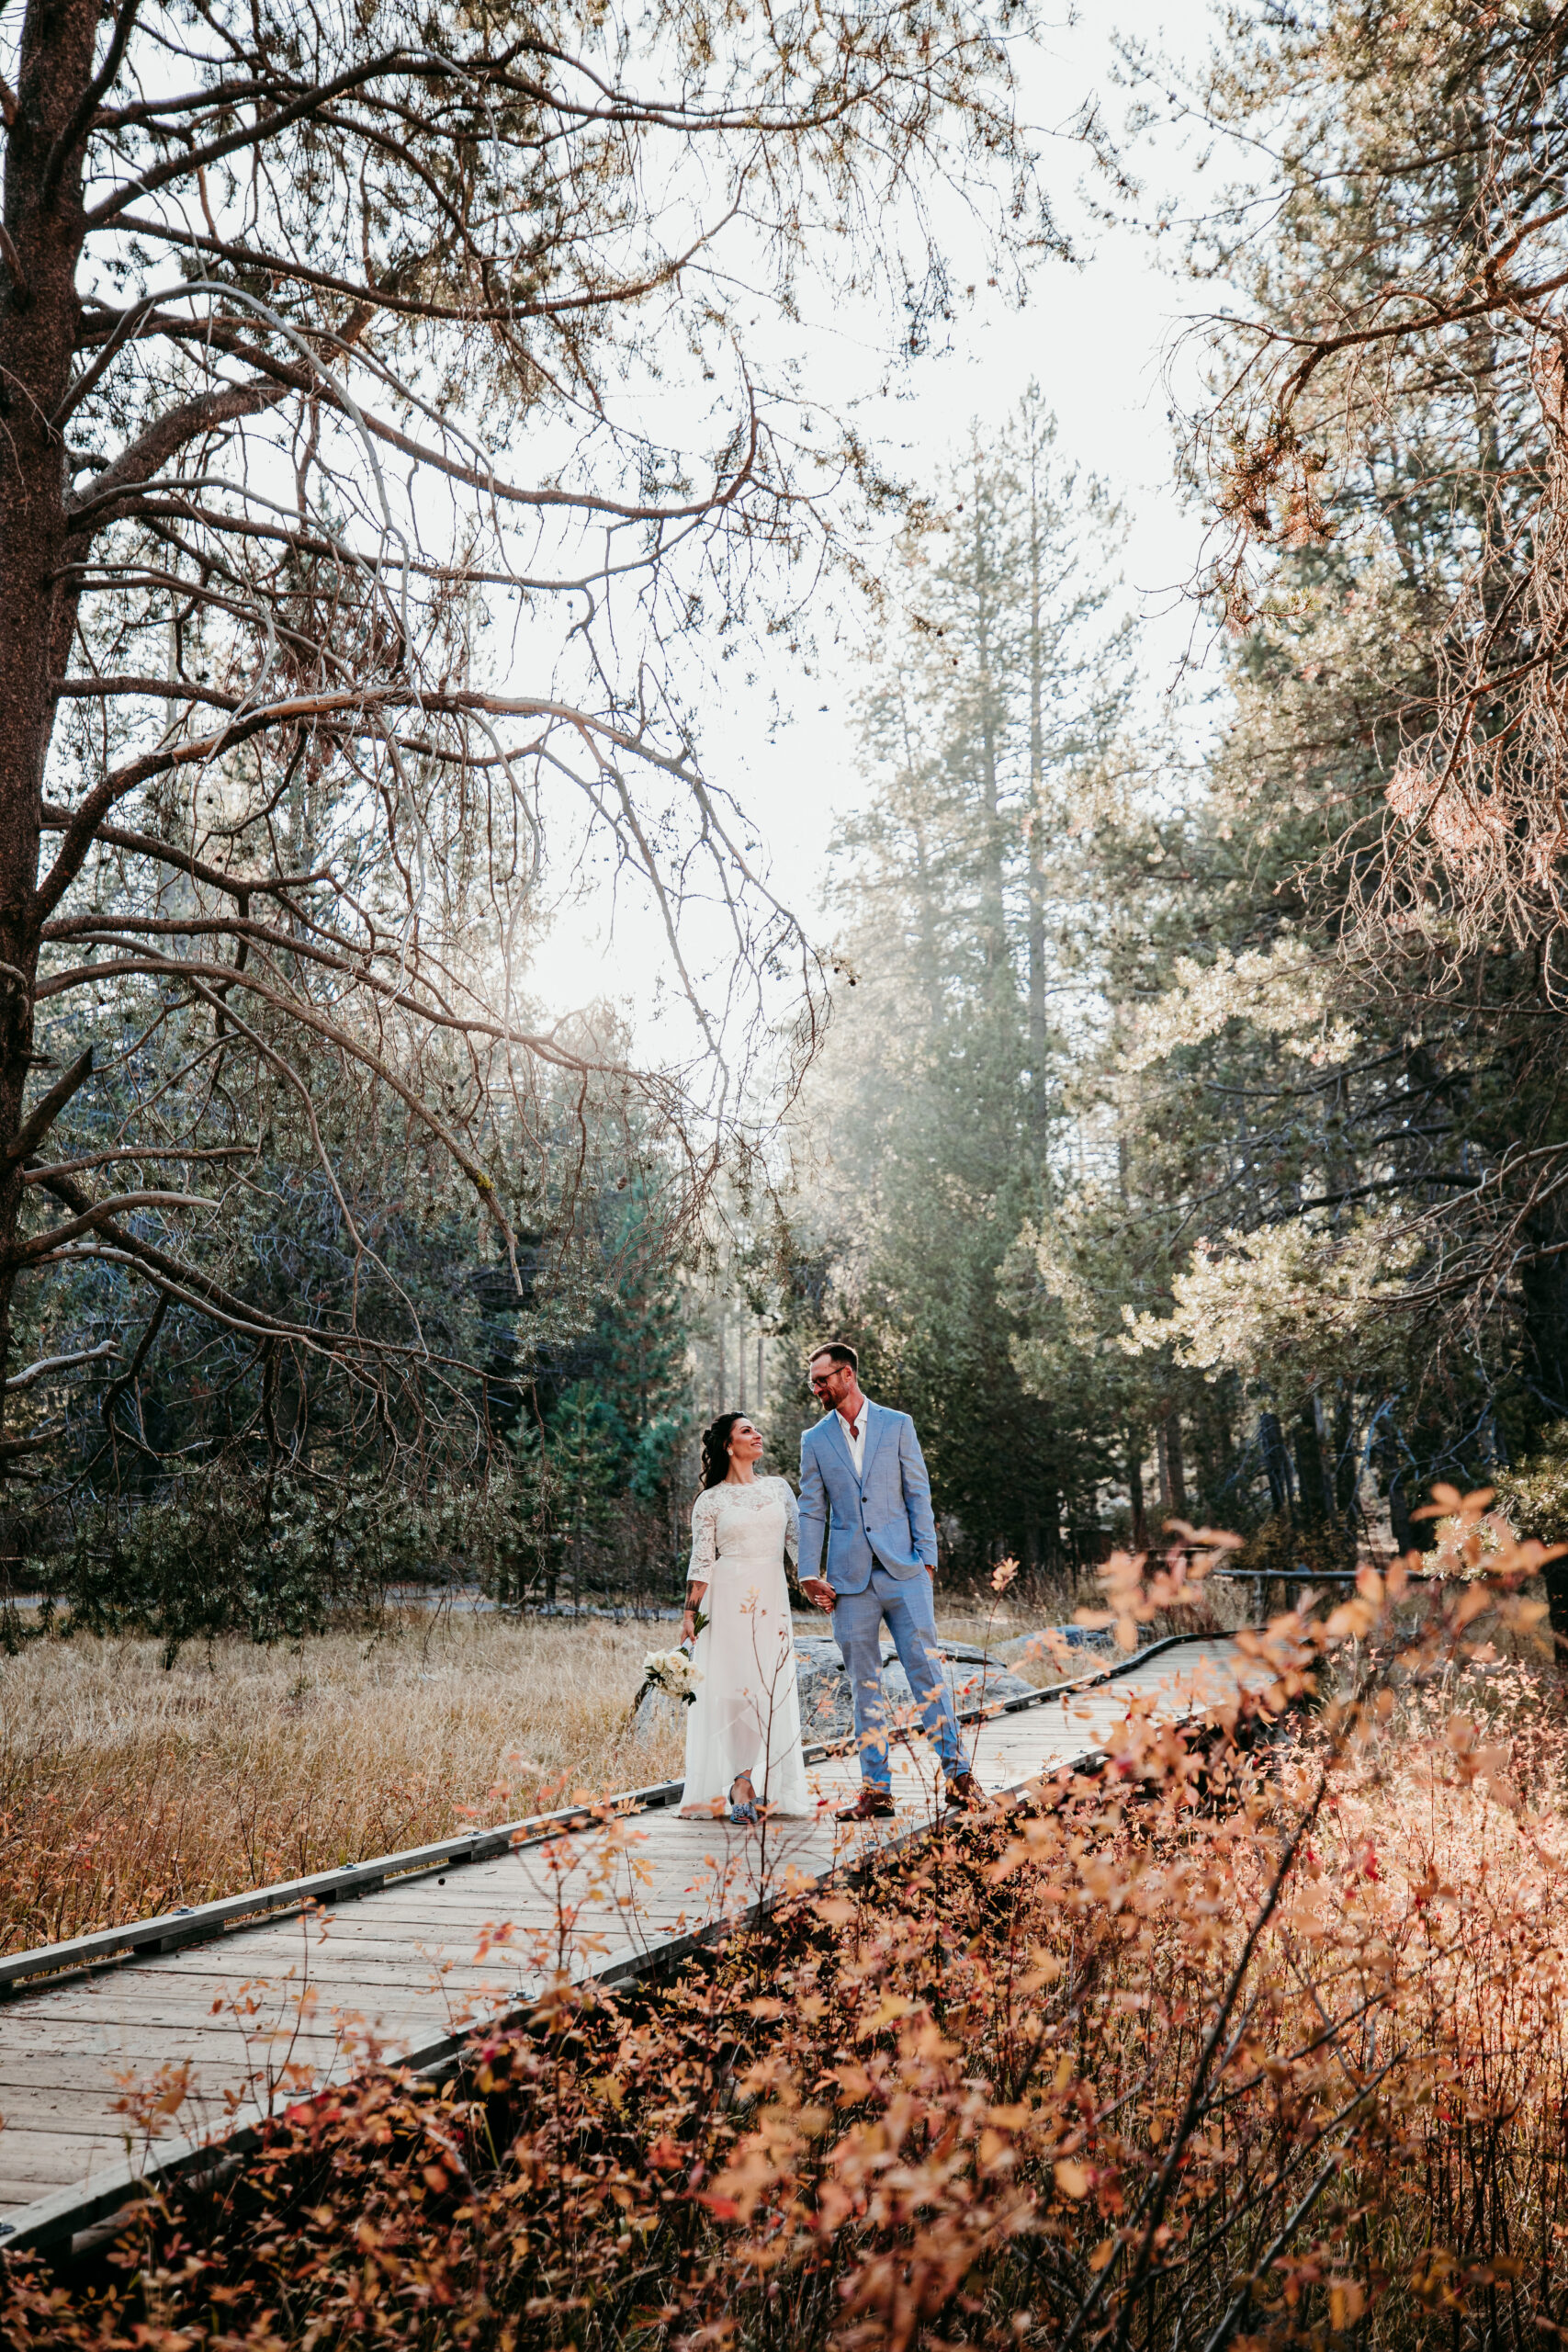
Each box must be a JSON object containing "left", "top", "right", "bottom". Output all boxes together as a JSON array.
[
  {"left": 640, "top": 1647, "right": 704, "bottom": 1704},
  {"left": 630, "top": 1623, "right": 705, "bottom": 1718}
]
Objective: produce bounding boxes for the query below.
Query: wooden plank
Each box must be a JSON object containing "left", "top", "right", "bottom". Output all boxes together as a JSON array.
[
  {"left": 0, "top": 2025, "right": 272, "bottom": 2064},
  {"left": 241, "top": 1880, "right": 621, "bottom": 1924},
  {"left": 276, "top": 1899, "right": 654, "bottom": 1937},
  {"left": 2, "top": 1954, "right": 515, "bottom": 2009},
  {"left": 0, "top": 2168, "right": 87, "bottom": 2203},
  {"left": 0, "top": 2127, "right": 132, "bottom": 2174},
  {"left": 0, "top": 2064, "right": 362, "bottom": 2120},
  {"left": 0, "top": 2051, "right": 351, "bottom": 2094},
  {"left": 2, "top": 2085, "right": 346, "bottom": 2143},
  {"left": 148, "top": 1907, "right": 573, "bottom": 1958},
  {"left": 0, "top": 2096, "right": 201, "bottom": 2141},
  {"left": 0, "top": 1986, "right": 457, "bottom": 2038},
  {"left": 130, "top": 1923, "right": 570, "bottom": 1971},
  {"left": 146, "top": 1909, "right": 647, "bottom": 1959},
  {"left": 269, "top": 1923, "right": 672, "bottom": 1966},
  {"left": 0, "top": 2019, "right": 420, "bottom": 2067}
]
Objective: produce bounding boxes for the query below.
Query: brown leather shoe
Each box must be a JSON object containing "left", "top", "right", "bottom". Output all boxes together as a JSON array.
[
  {"left": 836, "top": 1787, "right": 896, "bottom": 1822},
  {"left": 942, "top": 1770, "right": 987, "bottom": 1812}
]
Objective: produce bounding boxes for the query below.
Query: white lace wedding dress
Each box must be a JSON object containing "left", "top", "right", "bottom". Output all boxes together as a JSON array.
[{"left": 680, "top": 1476, "right": 812, "bottom": 1818}]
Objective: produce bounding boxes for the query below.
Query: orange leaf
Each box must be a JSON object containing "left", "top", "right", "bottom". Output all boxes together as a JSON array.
[{"left": 814, "top": 1895, "right": 857, "bottom": 1927}]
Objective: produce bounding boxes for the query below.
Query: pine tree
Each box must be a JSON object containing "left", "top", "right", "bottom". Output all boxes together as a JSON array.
[{"left": 801, "top": 394, "right": 1135, "bottom": 1577}]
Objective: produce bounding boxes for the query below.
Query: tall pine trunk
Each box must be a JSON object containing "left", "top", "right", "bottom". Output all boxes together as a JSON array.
[
  {"left": 0, "top": 0, "right": 98, "bottom": 1424},
  {"left": 1025, "top": 418, "right": 1049, "bottom": 1145}
]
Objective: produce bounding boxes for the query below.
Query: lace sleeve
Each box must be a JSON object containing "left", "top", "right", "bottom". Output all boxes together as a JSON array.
[
  {"left": 688, "top": 1487, "right": 717, "bottom": 1581},
  {"left": 781, "top": 1478, "right": 800, "bottom": 1570}
]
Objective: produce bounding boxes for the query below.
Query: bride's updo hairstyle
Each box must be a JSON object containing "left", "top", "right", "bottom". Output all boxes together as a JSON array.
[{"left": 699, "top": 1412, "right": 746, "bottom": 1491}]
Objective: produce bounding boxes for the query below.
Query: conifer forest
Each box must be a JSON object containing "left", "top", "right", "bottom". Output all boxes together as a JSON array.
[{"left": 4, "top": 0, "right": 1568, "bottom": 1612}]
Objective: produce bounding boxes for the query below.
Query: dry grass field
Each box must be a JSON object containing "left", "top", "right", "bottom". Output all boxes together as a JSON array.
[
  {"left": 0, "top": 1598, "right": 1077, "bottom": 1954},
  {"left": 0, "top": 1610, "right": 691, "bottom": 1955}
]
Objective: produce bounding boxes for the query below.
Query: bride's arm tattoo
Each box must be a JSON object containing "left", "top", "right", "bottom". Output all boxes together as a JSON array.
[{"left": 682, "top": 1577, "right": 708, "bottom": 1638}]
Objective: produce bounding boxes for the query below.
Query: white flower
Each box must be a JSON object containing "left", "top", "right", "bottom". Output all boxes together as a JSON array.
[{"left": 642, "top": 1647, "right": 703, "bottom": 1701}]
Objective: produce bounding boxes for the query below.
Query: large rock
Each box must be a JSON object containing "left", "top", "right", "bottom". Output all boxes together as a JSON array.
[
  {"left": 634, "top": 1635, "right": 1045, "bottom": 1749},
  {"left": 794, "top": 1636, "right": 1034, "bottom": 1748},
  {"left": 630, "top": 1686, "right": 687, "bottom": 1741}
]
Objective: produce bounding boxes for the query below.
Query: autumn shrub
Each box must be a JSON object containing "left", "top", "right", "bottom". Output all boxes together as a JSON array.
[{"left": 6, "top": 1504, "right": 1567, "bottom": 2349}]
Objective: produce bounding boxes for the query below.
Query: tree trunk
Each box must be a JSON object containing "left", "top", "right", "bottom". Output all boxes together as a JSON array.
[
  {"left": 972, "top": 460, "right": 1010, "bottom": 994},
  {"left": 1026, "top": 443, "right": 1049, "bottom": 1145},
  {"left": 1331, "top": 1390, "right": 1359, "bottom": 1518},
  {"left": 1126, "top": 1432, "right": 1149, "bottom": 1552},
  {"left": 1157, "top": 1405, "right": 1188, "bottom": 1523},
  {"left": 0, "top": 0, "right": 100, "bottom": 1428},
  {"left": 1259, "top": 1412, "right": 1295, "bottom": 1520},
  {"left": 1293, "top": 1409, "right": 1328, "bottom": 1526}
]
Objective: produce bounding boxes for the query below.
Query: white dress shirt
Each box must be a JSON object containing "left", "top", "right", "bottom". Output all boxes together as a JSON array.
[{"left": 839, "top": 1399, "right": 868, "bottom": 1476}]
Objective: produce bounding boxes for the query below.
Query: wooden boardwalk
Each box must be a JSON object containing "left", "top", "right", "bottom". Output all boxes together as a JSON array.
[{"left": 0, "top": 1634, "right": 1252, "bottom": 2255}]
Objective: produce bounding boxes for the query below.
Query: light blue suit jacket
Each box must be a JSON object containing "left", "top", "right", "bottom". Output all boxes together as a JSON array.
[{"left": 797, "top": 1400, "right": 939, "bottom": 1597}]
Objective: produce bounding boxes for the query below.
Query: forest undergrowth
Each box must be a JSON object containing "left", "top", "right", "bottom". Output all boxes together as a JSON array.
[{"left": 6, "top": 1499, "right": 1568, "bottom": 2348}]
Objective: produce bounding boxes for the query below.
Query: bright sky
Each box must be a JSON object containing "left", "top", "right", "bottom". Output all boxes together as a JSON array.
[{"left": 536, "top": 0, "right": 1226, "bottom": 1037}]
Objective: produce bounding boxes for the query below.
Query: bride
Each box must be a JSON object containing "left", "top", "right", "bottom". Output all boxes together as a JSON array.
[{"left": 678, "top": 1412, "right": 812, "bottom": 1824}]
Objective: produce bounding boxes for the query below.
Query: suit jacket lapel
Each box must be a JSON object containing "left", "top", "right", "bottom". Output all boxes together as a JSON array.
[
  {"left": 819, "top": 1408, "right": 859, "bottom": 1481},
  {"left": 858, "top": 1401, "right": 888, "bottom": 1490}
]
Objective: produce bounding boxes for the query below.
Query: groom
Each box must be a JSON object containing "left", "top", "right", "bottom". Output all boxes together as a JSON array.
[{"left": 797, "top": 1342, "right": 986, "bottom": 1819}]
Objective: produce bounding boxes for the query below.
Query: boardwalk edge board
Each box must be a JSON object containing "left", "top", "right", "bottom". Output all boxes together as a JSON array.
[{"left": 0, "top": 1631, "right": 1208, "bottom": 2257}]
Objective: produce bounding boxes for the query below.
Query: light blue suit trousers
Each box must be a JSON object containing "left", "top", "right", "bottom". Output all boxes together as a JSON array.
[{"left": 835, "top": 1564, "right": 962, "bottom": 1790}]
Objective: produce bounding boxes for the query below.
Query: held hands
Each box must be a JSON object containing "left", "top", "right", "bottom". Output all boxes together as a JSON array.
[{"left": 801, "top": 1577, "right": 835, "bottom": 1612}]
